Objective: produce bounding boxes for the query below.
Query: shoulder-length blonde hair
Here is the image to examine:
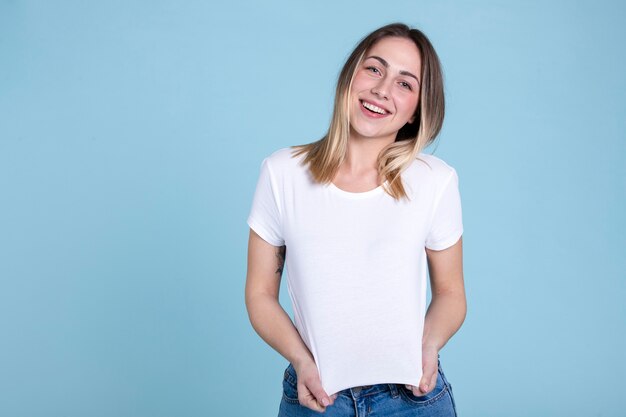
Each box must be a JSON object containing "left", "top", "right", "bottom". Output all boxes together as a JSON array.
[{"left": 290, "top": 22, "right": 445, "bottom": 201}]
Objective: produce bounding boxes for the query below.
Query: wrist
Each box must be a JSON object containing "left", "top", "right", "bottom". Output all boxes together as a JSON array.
[{"left": 291, "top": 352, "right": 315, "bottom": 369}]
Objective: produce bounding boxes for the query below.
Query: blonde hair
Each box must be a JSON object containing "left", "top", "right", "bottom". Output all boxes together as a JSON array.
[{"left": 290, "top": 22, "right": 445, "bottom": 201}]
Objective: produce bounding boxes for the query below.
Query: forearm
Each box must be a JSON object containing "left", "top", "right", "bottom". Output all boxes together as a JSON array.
[
  {"left": 422, "top": 289, "right": 467, "bottom": 351},
  {"left": 246, "top": 293, "right": 315, "bottom": 368}
]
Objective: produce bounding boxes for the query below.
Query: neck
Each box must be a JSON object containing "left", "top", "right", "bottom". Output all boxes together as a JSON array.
[{"left": 343, "top": 129, "right": 396, "bottom": 173}]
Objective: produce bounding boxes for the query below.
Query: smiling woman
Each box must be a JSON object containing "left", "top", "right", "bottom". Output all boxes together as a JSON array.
[
  {"left": 245, "top": 23, "right": 465, "bottom": 417},
  {"left": 350, "top": 37, "right": 422, "bottom": 145},
  {"left": 289, "top": 23, "right": 446, "bottom": 198}
]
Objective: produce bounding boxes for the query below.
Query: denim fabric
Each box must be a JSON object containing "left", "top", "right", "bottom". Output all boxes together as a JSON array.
[{"left": 277, "top": 356, "right": 458, "bottom": 416}]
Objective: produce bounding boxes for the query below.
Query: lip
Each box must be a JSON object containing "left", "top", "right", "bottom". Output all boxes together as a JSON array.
[{"left": 359, "top": 99, "right": 392, "bottom": 118}]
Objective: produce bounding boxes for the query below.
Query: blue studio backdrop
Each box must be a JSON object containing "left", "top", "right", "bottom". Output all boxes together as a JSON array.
[{"left": 0, "top": 1, "right": 624, "bottom": 416}]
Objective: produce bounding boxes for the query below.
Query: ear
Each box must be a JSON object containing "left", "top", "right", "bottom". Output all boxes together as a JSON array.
[{"left": 408, "top": 115, "right": 416, "bottom": 124}]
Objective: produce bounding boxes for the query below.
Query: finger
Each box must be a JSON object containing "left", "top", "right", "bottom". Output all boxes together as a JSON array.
[
  {"left": 405, "top": 384, "right": 422, "bottom": 397},
  {"left": 428, "top": 370, "right": 438, "bottom": 394},
  {"left": 323, "top": 393, "right": 337, "bottom": 406},
  {"left": 419, "top": 364, "right": 438, "bottom": 394},
  {"left": 299, "top": 384, "right": 326, "bottom": 412},
  {"left": 303, "top": 391, "right": 326, "bottom": 411},
  {"left": 313, "top": 388, "right": 332, "bottom": 408},
  {"left": 305, "top": 378, "right": 332, "bottom": 410}
]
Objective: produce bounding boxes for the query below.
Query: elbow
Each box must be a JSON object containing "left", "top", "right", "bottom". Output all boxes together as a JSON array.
[
  {"left": 456, "top": 288, "right": 467, "bottom": 317},
  {"left": 461, "top": 299, "right": 468, "bottom": 325},
  {"left": 244, "top": 291, "right": 261, "bottom": 324},
  {"left": 245, "top": 294, "right": 262, "bottom": 333},
  {"left": 244, "top": 290, "right": 278, "bottom": 331},
  {"left": 433, "top": 287, "right": 467, "bottom": 324},
  {"left": 244, "top": 286, "right": 258, "bottom": 325},
  {"left": 458, "top": 292, "right": 468, "bottom": 327}
]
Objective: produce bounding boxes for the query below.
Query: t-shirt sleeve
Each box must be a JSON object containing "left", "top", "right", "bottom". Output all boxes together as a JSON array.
[
  {"left": 425, "top": 168, "right": 463, "bottom": 251},
  {"left": 247, "top": 157, "right": 285, "bottom": 247}
]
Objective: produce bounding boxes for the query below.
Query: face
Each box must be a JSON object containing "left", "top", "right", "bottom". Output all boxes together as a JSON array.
[{"left": 349, "top": 36, "right": 422, "bottom": 142}]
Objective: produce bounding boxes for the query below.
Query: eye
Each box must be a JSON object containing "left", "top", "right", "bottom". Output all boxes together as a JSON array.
[
  {"left": 365, "top": 66, "right": 381, "bottom": 75},
  {"left": 399, "top": 81, "right": 413, "bottom": 91}
]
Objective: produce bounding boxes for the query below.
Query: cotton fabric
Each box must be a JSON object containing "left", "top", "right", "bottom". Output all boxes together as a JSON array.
[{"left": 247, "top": 147, "right": 463, "bottom": 396}]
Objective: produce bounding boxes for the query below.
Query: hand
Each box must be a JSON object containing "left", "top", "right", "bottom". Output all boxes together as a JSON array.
[
  {"left": 405, "top": 344, "right": 439, "bottom": 396},
  {"left": 293, "top": 359, "right": 338, "bottom": 412}
]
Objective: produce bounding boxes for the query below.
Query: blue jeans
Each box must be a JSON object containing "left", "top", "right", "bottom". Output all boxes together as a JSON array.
[{"left": 277, "top": 356, "right": 458, "bottom": 416}]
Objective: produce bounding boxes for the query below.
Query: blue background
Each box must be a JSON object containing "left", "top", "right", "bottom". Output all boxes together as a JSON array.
[{"left": 1, "top": 1, "right": 624, "bottom": 416}]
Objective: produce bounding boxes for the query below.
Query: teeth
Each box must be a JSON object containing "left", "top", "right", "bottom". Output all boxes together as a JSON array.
[{"left": 362, "top": 101, "right": 387, "bottom": 114}]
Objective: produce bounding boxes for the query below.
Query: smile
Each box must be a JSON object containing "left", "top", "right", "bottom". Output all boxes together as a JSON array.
[{"left": 361, "top": 100, "right": 389, "bottom": 115}]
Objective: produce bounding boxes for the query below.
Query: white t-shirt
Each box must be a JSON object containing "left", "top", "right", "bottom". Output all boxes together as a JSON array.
[{"left": 247, "top": 146, "right": 463, "bottom": 396}]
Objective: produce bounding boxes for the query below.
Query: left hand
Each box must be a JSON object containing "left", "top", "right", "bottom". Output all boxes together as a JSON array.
[{"left": 405, "top": 344, "right": 438, "bottom": 396}]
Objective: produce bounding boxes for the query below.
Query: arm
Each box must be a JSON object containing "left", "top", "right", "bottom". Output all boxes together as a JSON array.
[
  {"left": 423, "top": 235, "right": 466, "bottom": 351},
  {"left": 408, "top": 236, "right": 466, "bottom": 396},
  {"left": 244, "top": 229, "right": 336, "bottom": 411}
]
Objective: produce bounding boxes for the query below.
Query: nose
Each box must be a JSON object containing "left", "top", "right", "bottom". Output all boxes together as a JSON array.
[{"left": 371, "top": 76, "right": 392, "bottom": 100}]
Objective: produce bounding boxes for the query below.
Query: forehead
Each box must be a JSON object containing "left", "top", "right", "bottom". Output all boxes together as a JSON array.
[{"left": 365, "top": 36, "right": 422, "bottom": 73}]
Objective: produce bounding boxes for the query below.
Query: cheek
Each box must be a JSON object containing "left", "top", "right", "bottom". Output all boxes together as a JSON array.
[
  {"left": 351, "top": 74, "right": 369, "bottom": 93},
  {"left": 399, "top": 96, "right": 419, "bottom": 119}
]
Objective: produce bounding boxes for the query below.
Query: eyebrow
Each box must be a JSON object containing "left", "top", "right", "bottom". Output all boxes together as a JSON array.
[{"left": 365, "top": 55, "right": 421, "bottom": 87}]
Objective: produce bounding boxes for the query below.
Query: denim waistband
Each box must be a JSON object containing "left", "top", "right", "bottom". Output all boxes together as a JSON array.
[{"left": 338, "top": 383, "right": 400, "bottom": 398}]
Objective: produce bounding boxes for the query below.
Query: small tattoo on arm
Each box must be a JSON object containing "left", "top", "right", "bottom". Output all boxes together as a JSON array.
[{"left": 275, "top": 245, "right": 286, "bottom": 275}]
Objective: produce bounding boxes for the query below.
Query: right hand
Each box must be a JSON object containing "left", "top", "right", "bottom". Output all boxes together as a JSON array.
[{"left": 293, "top": 359, "right": 338, "bottom": 412}]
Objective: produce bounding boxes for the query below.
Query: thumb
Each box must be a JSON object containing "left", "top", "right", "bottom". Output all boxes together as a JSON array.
[
  {"left": 308, "top": 378, "right": 332, "bottom": 408},
  {"left": 419, "top": 362, "right": 438, "bottom": 394}
]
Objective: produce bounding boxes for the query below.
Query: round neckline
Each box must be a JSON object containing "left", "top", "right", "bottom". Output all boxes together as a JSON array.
[{"left": 327, "top": 180, "right": 388, "bottom": 199}]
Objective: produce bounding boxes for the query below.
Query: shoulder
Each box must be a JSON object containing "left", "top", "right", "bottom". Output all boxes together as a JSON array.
[
  {"left": 393, "top": 153, "right": 460, "bottom": 200},
  {"left": 259, "top": 146, "right": 307, "bottom": 179},
  {"left": 408, "top": 153, "right": 459, "bottom": 183},
  {"left": 264, "top": 146, "right": 302, "bottom": 165}
]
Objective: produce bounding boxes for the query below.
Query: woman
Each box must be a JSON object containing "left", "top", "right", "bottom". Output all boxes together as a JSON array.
[{"left": 245, "top": 22, "right": 465, "bottom": 416}]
